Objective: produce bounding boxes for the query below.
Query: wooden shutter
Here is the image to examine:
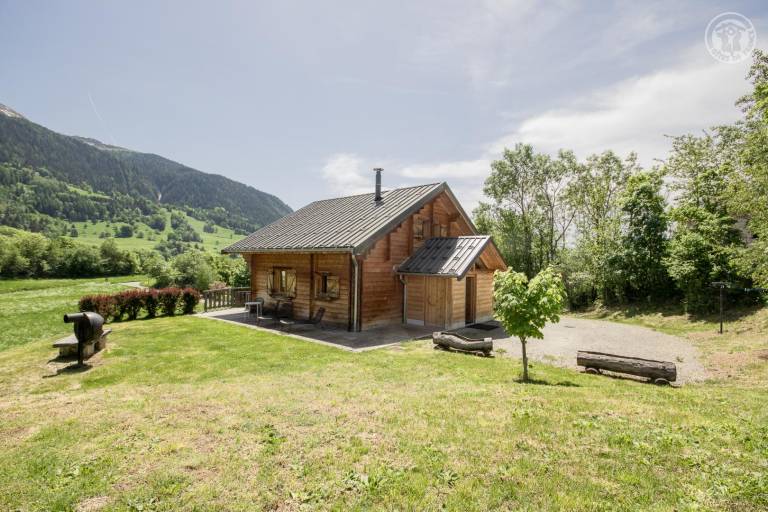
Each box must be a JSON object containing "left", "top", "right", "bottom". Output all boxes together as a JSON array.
[
  {"left": 286, "top": 270, "right": 296, "bottom": 297},
  {"left": 266, "top": 270, "right": 274, "bottom": 294},
  {"left": 327, "top": 276, "right": 340, "bottom": 298}
]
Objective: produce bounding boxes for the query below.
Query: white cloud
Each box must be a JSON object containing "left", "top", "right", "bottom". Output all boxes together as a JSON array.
[
  {"left": 320, "top": 153, "right": 372, "bottom": 196},
  {"left": 492, "top": 48, "right": 752, "bottom": 165}
]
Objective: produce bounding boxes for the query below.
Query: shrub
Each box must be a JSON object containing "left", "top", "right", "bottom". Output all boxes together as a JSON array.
[
  {"left": 120, "top": 289, "right": 145, "bottom": 320},
  {"left": 78, "top": 294, "right": 116, "bottom": 321},
  {"left": 158, "top": 287, "right": 182, "bottom": 316},
  {"left": 144, "top": 289, "right": 159, "bottom": 318},
  {"left": 181, "top": 288, "right": 201, "bottom": 314},
  {"left": 112, "top": 291, "right": 128, "bottom": 321}
]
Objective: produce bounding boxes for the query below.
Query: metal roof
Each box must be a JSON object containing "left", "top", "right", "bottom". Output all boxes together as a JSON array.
[
  {"left": 397, "top": 236, "right": 492, "bottom": 278},
  {"left": 223, "top": 182, "right": 467, "bottom": 254}
]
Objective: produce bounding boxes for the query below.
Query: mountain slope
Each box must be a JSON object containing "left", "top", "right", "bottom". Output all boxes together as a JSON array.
[{"left": 0, "top": 103, "right": 291, "bottom": 231}]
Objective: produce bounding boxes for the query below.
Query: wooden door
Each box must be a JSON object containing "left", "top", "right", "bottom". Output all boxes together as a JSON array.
[
  {"left": 465, "top": 276, "right": 476, "bottom": 325},
  {"left": 425, "top": 277, "right": 446, "bottom": 327}
]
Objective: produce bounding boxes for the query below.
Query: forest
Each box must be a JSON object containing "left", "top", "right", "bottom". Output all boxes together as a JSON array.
[{"left": 475, "top": 50, "right": 768, "bottom": 313}]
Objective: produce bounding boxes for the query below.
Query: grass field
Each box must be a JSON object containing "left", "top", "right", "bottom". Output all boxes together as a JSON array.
[
  {"left": 65, "top": 209, "right": 241, "bottom": 253},
  {"left": 0, "top": 276, "right": 144, "bottom": 351},
  {"left": 0, "top": 279, "right": 766, "bottom": 511}
]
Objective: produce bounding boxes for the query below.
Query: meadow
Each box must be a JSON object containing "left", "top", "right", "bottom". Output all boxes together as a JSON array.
[
  {"left": 0, "top": 278, "right": 766, "bottom": 511},
  {"left": 65, "top": 209, "right": 240, "bottom": 253}
]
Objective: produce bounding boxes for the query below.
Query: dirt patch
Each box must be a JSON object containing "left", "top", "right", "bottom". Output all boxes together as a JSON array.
[{"left": 76, "top": 495, "right": 110, "bottom": 511}]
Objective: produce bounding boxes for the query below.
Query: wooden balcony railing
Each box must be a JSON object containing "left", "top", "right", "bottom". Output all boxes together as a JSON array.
[{"left": 202, "top": 287, "right": 251, "bottom": 311}]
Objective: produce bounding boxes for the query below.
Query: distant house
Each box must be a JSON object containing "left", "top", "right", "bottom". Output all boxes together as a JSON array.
[{"left": 222, "top": 171, "right": 506, "bottom": 331}]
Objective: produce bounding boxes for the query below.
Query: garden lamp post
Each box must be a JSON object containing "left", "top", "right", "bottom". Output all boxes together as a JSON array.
[{"left": 711, "top": 281, "right": 729, "bottom": 334}]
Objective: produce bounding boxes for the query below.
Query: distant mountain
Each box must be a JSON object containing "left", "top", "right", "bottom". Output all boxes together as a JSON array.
[{"left": 0, "top": 103, "right": 291, "bottom": 232}]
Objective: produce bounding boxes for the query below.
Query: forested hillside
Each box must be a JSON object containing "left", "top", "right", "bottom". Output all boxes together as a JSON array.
[{"left": 0, "top": 104, "right": 291, "bottom": 233}]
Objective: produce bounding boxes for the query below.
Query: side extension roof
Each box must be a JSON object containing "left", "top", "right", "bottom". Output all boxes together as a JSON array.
[{"left": 397, "top": 236, "right": 494, "bottom": 278}]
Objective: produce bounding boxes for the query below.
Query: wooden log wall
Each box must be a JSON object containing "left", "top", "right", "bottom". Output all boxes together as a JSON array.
[{"left": 249, "top": 252, "right": 350, "bottom": 328}]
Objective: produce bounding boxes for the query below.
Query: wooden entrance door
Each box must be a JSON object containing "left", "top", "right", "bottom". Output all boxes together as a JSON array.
[
  {"left": 424, "top": 277, "right": 446, "bottom": 327},
  {"left": 465, "top": 276, "right": 476, "bottom": 325}
]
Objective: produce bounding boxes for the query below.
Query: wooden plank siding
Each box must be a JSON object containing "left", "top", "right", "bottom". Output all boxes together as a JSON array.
[
  {"left": 474, "top": 270, "right": 495, "bottom": 322},
  {"left": 448, "top": 277, "right": 466, "bottom": 329}
]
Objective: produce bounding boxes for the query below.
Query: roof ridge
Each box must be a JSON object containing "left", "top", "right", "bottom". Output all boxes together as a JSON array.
[{"left": 305, "top": 182, "right": 443, "bottom": 205}]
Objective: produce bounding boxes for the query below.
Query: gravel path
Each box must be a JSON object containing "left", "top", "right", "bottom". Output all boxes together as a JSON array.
[{"left": 455, "top": 317, "right": 708, "bottom": 383}]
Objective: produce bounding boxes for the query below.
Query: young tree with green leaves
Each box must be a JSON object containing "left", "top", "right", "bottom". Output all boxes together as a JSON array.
[{"left": 493, "top": 267, "right": 567, "bottom": 382}]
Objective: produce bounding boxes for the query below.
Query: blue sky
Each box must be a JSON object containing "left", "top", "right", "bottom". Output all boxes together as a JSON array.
[{"left": 1, "top": 0, "right": 766, "bottom": 210}]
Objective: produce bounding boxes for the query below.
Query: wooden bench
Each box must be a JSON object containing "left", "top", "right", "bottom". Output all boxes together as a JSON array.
[
  {"left": 433, "top": 332, "right": 493, "bottom": 357},
  {"left": 53, "top": 329, "right": 111, "bottom": 359},
  {"left": 576, "top": 350, "right": 676, "bottom": 385}
]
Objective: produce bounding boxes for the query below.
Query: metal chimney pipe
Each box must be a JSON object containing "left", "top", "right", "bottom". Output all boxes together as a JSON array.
[{"left": 373, "top": 167, "right": 383, "bottom": 202}]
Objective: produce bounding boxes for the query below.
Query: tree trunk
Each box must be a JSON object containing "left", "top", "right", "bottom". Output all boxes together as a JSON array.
[{"left": 521, "top": 337, "right": 529, "bottom": 382}]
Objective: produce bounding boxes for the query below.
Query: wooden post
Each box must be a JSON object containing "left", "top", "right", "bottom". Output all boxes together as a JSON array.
[{"left": 719, "top": 285, "right": 724, "bottom": 335}]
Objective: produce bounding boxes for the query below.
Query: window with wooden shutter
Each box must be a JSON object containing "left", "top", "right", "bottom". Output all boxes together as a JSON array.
[
  {"left": 413, "top": 218, "right": 424, "bottom": 241},
  {"left": 314, "top": 272, "right": 340, "bottom": 300},
  {"left": 269, "top": 267, "right": 296, "bottom": 298}
]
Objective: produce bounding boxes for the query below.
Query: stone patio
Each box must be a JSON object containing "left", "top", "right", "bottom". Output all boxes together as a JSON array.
[{"left": 197, "top": 308, "right": 448, "bottom": 351}]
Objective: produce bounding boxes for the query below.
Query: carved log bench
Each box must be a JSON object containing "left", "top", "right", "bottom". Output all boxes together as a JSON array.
[
  {"left": 433, "top": 332, "right": 493, "bottom": 357},
  {"left": 576, "top": 350, "right": 677, "bottom": 385}
]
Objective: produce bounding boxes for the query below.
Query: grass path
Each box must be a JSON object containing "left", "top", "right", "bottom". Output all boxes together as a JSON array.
[{"left": 0, "top": 315, "right": 766, "bottom": 511}]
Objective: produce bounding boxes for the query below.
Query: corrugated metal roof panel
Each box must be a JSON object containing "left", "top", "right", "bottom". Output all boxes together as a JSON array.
[
  {"left": 222, "top": 183, "right": 446, "bottom": 253},
  {"left": 397, "top": 236, "right": 491, "bottom": 278}
]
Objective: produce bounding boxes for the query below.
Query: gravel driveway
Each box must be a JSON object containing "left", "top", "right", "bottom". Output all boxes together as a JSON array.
[{"left": 454, "top": 317, "right": 708, "bottom": 383}]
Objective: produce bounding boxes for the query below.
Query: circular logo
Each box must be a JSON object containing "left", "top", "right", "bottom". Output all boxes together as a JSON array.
[{"left": 705, "top": 12, "right": 756, "bottom": 63}]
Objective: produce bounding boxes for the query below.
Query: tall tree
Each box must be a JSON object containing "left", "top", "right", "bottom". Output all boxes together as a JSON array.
[
  {"left": 480, "top": 144, "right": 579, "bottom": 277},
  {"left": 663, "top": 132, "right": 742, "bottom": 312},
  {"left": 566, "top": 151, "right": 637, "bottom": 303},
  {"left": 617, "top": 170, "right": 669, "bottom": 301},
  {"left": 730, "top": 50, "right": 768, "bottom": 288}
]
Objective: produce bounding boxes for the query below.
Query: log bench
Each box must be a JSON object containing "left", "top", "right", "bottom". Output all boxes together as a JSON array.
[
  {"left": 576, "top": 350, "right": 677, "bottom": 385},
  {"left": 53, "top": 329, "right": 111, "bottom": 360},
  {"left": 433, "top": 332, "right": 493, "bottom": 357}
]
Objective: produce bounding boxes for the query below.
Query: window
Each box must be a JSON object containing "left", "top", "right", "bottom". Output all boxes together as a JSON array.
[
  {"left": 267, "top": 268, "right": 296, "bottom": 298},
  {"left": 314, "top": 272, "right": 340, "bottom": 300},
  {"left": 413, "top": 218, "right": 424, "bottom": 241}
]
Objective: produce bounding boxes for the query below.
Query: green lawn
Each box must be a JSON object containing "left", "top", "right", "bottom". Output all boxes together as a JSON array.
[
  {"left": 0, "top": 284, "right": 766, "bottom": 510},
  {"left": 0, "top": 276, "right": 144, "bottom": 351}
]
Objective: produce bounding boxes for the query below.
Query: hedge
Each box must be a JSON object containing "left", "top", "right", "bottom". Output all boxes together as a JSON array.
[{"left": 78, "top": 287, "right": 200, "bottom": 322}]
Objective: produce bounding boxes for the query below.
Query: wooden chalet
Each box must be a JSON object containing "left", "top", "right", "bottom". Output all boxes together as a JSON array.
[{"left": 222, "top": 171, "right": 506, "bottom": 331}]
